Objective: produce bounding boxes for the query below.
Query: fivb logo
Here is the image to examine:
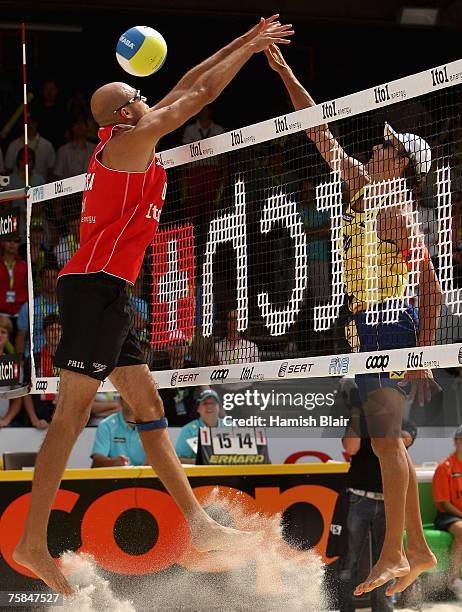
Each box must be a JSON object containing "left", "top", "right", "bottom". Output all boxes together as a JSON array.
[
  {"left": 431, "top": 66, "right": 449, "bottom": 87},
  {"left": 329, "top": 356, "right": 349, "bottom": 376}
]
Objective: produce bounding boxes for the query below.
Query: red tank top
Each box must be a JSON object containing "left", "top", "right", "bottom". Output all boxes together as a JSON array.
[{"left": 59, "top": 124, "right": 167, "bottom": 284}]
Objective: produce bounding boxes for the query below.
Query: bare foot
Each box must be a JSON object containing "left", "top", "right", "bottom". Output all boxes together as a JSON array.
[
  {"left": 13, "top": 542, "right": 74, "bottom": 596},
  {"left": 354, "top": 555, "right": 410, "bottom": 596},
  {"left": 385, "top": 550, "right": 437, "bottom": 596},
  {"left": 190, "top": 516, "right": 261, "bottom": 552}
]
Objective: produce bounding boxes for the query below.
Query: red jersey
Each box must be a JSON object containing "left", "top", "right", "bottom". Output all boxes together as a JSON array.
[{"left": 60, "top": 125, "right": 167, "bottom": 284}]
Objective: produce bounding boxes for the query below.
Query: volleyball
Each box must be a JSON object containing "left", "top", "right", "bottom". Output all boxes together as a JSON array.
[{"left": 116, "top": 26, "right": 167, "bottom": 77}]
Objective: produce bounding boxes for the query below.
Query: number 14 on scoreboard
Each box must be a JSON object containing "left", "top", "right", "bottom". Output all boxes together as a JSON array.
[{"left": 200, "top": 427, "right": 267, "bottom": 456}]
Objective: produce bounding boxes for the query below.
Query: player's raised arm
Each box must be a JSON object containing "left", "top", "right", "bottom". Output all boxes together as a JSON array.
[
  {"left": 130, "top": 24, "right": 294, "bottom": 147},
  {"left": 265, "top": 44, "right": 368, "bottom": 198},
  {"left": 383, "top": 209, "right": 442, "bottom": 406},
  {"left": 152, "top": 15, "right": 288, "bottom": 110}
]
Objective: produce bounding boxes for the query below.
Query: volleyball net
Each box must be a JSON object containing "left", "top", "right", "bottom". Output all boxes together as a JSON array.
[{"left": 16, "top": 58, "right": 462, "bottom": 392}]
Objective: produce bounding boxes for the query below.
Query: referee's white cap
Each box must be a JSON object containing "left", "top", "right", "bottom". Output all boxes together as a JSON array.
[{"left": 384, "top": 122, "right": 432, "bottom": 175}]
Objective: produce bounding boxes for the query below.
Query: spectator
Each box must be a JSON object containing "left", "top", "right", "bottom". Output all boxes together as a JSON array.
[
  {"left": 159, "top": 340, "right": 198, "bottom": 426},
  {"left": 91, "top": 398, "right": 145, "bottom": 467},
  {"left": 23, "top": 314, "right": 62, "bottom": 427},
  {"left": 5, "top": 114, "right": 55, "bottom": 180},
  {"left": 214, "top": 308, "right": 260, "bottom": 365},
  {"left": 16, "top": 265, "right": 59, "bottom": 355},
  {"left": 182, "top": 105, "right": 225, "bottom": 223},
  {"left": 30, "top": 79, "right": 68, "bottom": 148},
  {"left": 432, "top": 425, "right": 462, "bottom": 600},
  {"left": 54, "top": 215, "right": 80, "bottom": 268},
  {"left": 175, "top": 389, "right": 224, "bottom": 464},
  {"left": 0, "top": 239, "right": 28, "bottom": 320},
  {"left": 339, "top": 380, "right": 417, "bottom": 612},
  {"left": 0, "top": 315, "right": 23, "bottom": 427},
  {"left": 29, "top": 224, "right": 55, "bottom": 289},
  {"left": 54, "top": 118, "right": 95, "bottom": 179},
  {"left": 88, "top": 392, "right": 122, "bottom": 426},
  {"left": 8, "top": 147, "right": 45, "bottom": 189}
]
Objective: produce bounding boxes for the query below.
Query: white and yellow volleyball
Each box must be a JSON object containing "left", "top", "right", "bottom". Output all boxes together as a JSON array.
[{"left": 116, "top": 26, "right": 167, "bottom": 77}]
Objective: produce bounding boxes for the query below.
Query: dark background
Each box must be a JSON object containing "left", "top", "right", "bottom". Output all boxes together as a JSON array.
[{"left": 0, "top": 0, "right": 461, "bottom": 147}]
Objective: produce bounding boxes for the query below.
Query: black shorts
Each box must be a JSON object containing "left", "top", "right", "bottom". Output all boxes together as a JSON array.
[
  {"left": 53, "top": 273, "right": 145, "bottom": 381},
  {"left": 434, "top": 511, "right": 462, "bottom": 532}
]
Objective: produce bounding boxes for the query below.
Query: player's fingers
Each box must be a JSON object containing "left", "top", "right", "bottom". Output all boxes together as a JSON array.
[{"left": 265, "top": 14, "right": 280, "bottom": 24}]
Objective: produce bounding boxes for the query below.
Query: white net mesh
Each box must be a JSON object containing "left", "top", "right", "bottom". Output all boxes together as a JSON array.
[{"left": 12, "top": 58, "right": 462, "bottom": 392}]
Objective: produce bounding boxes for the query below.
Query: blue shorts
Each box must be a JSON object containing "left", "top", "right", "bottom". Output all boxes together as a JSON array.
[{"left": 352, "top": 304, "right": 419, "bottom": 403}]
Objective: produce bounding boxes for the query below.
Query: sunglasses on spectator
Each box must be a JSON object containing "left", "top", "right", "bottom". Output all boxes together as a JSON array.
[{"left": 113, "top": 90, "right": 147, "bottom": 115}]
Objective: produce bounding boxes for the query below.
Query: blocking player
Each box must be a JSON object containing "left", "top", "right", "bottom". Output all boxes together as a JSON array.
[
  {"left": 13, "top": 17, "right": 294, "bottom": 595},
  {"left": 265, "top": 44, "right": 441, "bottom": 597}
]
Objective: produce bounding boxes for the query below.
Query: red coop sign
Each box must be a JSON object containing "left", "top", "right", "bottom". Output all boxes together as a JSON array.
[{"left": 151, "top": 226, "right": 195, "bottom": 348}]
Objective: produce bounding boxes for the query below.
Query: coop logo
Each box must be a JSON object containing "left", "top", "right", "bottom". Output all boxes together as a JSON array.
[
  {"left": 0, "top": 214, "right": 18, "bottom": 236},
  {"left": 273, "top": 115, "right": 302, "bottom": 135},
  {"left": 119, "top": 36, "right": 134, "bottom": 49},
  {"left": 431, "top": 66, "right": 449, "bottom": 87},
  {"left": 35, "top": 380, "right": 48, "bottom": 392},
  {"left": 329, "top": 356, "right": 350, "bottom": 376},
  {"left": 366, "top": 354, "right": 390, "bottom": 371},
  {"left": 171, "top": 371, "right": 200, "bottom": 386},
  {"left": 407, "top": 351, "right": 424, "bottom": 369},
  {"left": 230, "top": 129, "right": 256, "bottom": 147},
  {"left": 210, "top": 368, "right": 229, "bottom": 382},
  {"left": 240, "top": 366, "right": 264, "bottom": 381},
  {"left": 278, "top": 362, "right": 313, "bottom": 378}
]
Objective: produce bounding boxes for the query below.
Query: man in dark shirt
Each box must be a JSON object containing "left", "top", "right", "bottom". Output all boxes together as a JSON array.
[{"left": 339, "top": 383, "right": 417, "bottom": 612}]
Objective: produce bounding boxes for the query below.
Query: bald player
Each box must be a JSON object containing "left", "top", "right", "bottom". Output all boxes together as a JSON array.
[{"left": 13, "top": 17, "right": 293, "bottom": 595}]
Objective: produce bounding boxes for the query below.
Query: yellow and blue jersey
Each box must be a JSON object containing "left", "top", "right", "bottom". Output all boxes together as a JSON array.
[{"left": 342, "top": 187, "right": 408, "bottom": 313}]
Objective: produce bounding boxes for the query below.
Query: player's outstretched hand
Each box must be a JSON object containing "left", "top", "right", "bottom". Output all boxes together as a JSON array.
[
  {"left": 242, "top": 14, "right": 280, "bottom": 43},
  {"left": 251, "top": 20, "right": 294, "bottom": 53},
  {"left": 399, "top": 369, "right": 442, "bottom": 407},
  {"left": 264, "top": 44, "right": 290, "bottom": 72}
]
